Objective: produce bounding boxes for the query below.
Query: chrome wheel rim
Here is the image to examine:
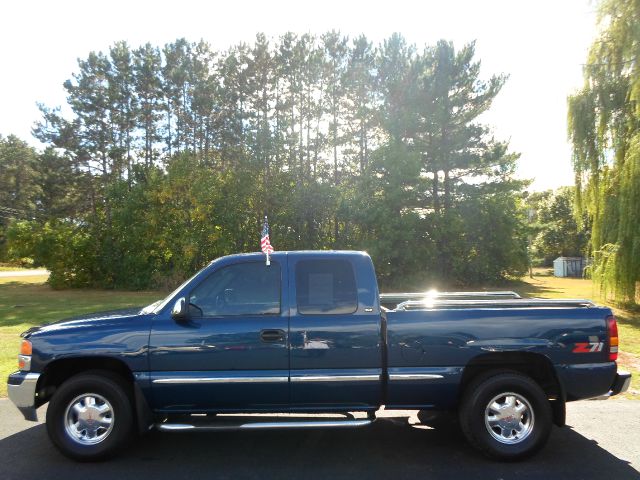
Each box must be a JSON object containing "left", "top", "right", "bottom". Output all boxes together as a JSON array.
[
  {"left": 484, "top": 392, "right": 535, "bottom": 444},
  {"left": 64, "top": 393, "right": 114, "bottom": 445}
]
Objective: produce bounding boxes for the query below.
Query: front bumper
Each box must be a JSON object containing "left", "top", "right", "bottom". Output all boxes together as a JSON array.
[{"left": 7, "top": 371, "right": 40, "bottom": 421}]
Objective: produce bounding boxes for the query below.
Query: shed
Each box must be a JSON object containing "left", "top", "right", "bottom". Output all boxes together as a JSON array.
[{"left": 553, "top": 257, "right": 586, "bottom": 278}]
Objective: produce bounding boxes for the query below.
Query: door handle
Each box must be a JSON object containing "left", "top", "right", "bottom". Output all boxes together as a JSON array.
[{"left": 260, "top": 329, "right": 286, "bottom": 343}]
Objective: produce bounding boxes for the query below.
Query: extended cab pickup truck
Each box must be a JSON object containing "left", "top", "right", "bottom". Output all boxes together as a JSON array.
[{"left": 7, "top": 251, "right": 631, "bottom": 461}]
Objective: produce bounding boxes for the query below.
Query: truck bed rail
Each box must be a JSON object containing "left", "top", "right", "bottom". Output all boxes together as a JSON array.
[
  {"left": 393, "top": 298, "right": 595, "bottom": 311},
  {"left": 380, "top": 291, "right": 521, "bottom": 309},
  {"left": 381, "top": 291, "right": 521, "bottom": 300}
]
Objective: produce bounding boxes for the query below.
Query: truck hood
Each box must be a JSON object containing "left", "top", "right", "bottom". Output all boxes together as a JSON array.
[{"left": 21, "top": 307, "right": 147, "bottom": 338}]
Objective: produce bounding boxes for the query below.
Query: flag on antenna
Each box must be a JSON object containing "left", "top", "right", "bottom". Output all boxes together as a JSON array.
[{"left": 261, "top": 216, "right": 274, "bottom": 265}]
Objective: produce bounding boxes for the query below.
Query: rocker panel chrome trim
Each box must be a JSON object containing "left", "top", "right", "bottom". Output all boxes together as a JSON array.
[
  {"left": 152, "top": 376, "right": 288, "bottom": 384},
  {"left": 388, "top": 374, "right": 444, "bottom": 380},
  {"left": 290, "top": 375, "right": 380, "bottom": 382}
]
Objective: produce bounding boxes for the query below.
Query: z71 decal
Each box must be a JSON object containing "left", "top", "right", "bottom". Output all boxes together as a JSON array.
[{"left": 573, "top": 336, "right": 604, "bottom": 353}]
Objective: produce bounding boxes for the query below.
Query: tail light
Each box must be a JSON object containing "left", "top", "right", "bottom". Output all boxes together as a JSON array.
[{"left": 607, "top": 315, "right": 618, "bottom": 361}]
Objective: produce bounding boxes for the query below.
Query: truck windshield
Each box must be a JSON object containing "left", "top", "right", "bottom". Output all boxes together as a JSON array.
[{"left": 140, "top": 264, "right": 211, "bottom": 314}]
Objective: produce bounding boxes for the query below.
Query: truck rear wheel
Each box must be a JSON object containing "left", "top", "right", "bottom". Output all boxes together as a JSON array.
[
  {"left": 459, "top": 371, "right": 552, "bottom": 461},
  {"left": 46, "top": 372, "right": 133, "bottom": 461}
]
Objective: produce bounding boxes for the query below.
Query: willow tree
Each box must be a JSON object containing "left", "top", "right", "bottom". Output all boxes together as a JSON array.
[{"left": 568, "top": 0, "right": 640, "bottom": 303}]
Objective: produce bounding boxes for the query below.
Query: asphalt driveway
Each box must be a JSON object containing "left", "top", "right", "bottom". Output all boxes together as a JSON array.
[{"left": 0, "top": 398, "right": 638, "bottom": 480}]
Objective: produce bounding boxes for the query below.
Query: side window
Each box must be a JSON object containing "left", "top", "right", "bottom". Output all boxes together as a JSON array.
[
  {"left": 295, "top": 260, "right": 357, "bottom": 315},
  {"left": 189, "top": 262, "right": 281, "bottom": 317}
]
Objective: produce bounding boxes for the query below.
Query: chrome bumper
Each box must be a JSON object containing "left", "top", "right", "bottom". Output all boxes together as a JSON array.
[{"left": 7, "top": 372, "right": 40, "bottom": 421}]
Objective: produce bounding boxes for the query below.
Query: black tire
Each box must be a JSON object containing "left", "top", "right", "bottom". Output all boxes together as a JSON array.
[
  {"left": 459, "top": 371, "right": 552, "bottom": 461},
  {"left": 46, "top": 372, "right": 133, "bottom": 461}
]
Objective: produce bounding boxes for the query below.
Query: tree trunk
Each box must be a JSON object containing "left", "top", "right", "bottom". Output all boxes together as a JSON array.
[
  {"left": 167, "top": 99, "right": 173, "bottom": 158},
  {"left": 444, "top": 169, "right": 451, "bottom": 211},
  {"left": 432, "top": 170, "right": 440, "bottom": 213}
]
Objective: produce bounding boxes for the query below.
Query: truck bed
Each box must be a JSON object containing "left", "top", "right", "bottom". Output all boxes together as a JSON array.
[{"left": 382, "top": 292, "right": 615, "bottom": 408}]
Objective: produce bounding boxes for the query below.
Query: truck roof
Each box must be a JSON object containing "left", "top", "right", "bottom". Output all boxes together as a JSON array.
[{"left": 215, "top": 250, "right": 370, "bottom": 261}]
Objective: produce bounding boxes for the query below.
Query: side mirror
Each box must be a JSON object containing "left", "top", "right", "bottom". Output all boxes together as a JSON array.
[{"left": 171, "top": 297, "right": 188, "bottom": 320}]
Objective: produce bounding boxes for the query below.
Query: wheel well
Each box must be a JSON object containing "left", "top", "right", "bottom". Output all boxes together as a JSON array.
[
  {"left": 37, "top": 356, "right": 134, "bottom": 405},
  {"left": 460, "top": 352, "right": 562, "bottom": 400}
]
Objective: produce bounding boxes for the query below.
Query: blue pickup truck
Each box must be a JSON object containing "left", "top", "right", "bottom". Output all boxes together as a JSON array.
[{"left": 7, "top": 251, "right": 631, "bottom": 461}]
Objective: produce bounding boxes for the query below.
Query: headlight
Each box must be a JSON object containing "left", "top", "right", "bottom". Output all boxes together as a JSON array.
[{"left": 18, "top": 339, "right": 32, "bottom": 371}]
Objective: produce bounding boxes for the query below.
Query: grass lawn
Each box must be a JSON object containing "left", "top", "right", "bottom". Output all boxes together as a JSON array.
[{"left": 0, "top": 269, "right": 638, "bottom": 399}]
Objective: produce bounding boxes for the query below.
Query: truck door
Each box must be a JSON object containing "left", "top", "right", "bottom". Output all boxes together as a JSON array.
[
  {"left": 148, "top": 257, "right": 289, "bottom": 412},
  {"left": 288, "top": 254, "right": 382, "bottom": 410}
]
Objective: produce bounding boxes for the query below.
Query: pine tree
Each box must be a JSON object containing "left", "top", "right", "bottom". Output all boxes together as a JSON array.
[
  {"left": 415, "top": 40, "right": 506, "bottom": 213},
  {"left": 108, "top": 41, "right": 136, "bottom": 179},
  {"left": 0, "top": 135, "right": 41, "bottom": 214},
  {"left": 322, "top": 31, "right": 349, "bottom": 243},
  {"left": 344, "top": 35, "right": 377, "bottom": 175},
  {"left": 133, "top": 43, "right": 163, "bottom": 169}
]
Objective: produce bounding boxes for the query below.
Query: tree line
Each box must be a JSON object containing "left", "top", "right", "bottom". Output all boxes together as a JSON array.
[
  {"left": 2, "top": 32, "right": 531, "bottom": 290},
  {"left": 527, "top": 187, "right": 588, "bottom": 267}
]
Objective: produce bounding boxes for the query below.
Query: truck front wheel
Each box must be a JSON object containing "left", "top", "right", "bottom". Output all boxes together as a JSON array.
[
  {"left": 46, "top": 372, "right": 133, "bottom": 461},
  {"left": 459, "top": 371, "right": 552, "bottom": 461}
]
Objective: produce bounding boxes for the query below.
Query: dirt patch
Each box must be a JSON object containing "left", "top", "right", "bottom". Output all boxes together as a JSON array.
[
  {"left": 619, "top": 351, "right": 640, "bottom": 370},
  {"left": 617, "top": 351, "right": 640, "bottom": 398}
]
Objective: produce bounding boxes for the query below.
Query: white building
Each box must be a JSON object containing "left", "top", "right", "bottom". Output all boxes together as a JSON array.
[{"left": 553, "top": 257, "right": 587, "bottom": 278}]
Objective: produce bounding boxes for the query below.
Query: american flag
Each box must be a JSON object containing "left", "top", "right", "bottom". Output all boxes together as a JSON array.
[{"left": 261, "top": 217, "right": 274, "bottom": 254}]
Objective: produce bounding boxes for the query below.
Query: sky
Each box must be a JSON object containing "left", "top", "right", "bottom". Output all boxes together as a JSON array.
[{"left": 0, "top": 0, "right": 597, "bottom": 191}]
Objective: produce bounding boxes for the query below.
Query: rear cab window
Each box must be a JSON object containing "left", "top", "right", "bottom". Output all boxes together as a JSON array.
[{"left": 295, "top": 259, "right": 357, "bottom": 315}]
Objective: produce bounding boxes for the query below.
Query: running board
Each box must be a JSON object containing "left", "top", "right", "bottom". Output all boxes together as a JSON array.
[{"left": 156, "top": 416, "right": 373, "bottom": 432}]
